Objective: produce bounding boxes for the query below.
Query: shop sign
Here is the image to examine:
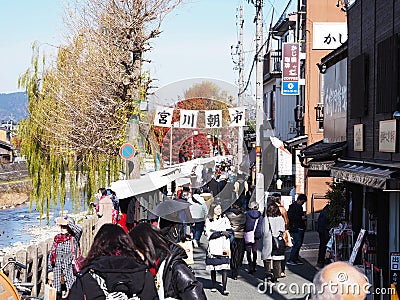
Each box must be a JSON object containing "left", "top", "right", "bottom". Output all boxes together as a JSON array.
[
  {"left": 379, "top": 120, "right": 396, "bottom": 153},
  {"left": 313, "top": 22, "right": 347, "bottom": 50},
  {"left": 354, "top": 124, "right": 364, "bottom": 152},
  {"left": 281, "top": 43, "right": 300, "bottom": 95},
  {"left": 390, "top": 252, "right": 400, "bottom": 293},
  {"left": 278, "top": 148, "right": 292, "bottom": 176}
]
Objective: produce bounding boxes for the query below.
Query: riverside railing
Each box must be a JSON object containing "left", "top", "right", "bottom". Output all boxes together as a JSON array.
[{"left": 0, "top": 215, "right": 96, "bottom": 297}]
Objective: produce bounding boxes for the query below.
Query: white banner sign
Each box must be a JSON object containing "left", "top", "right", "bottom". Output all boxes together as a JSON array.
[
  {"left": 154, "top": 107, "right": 174, "bottom": 127},
  {"left": 278, "top": 148, "right": 292, "bottom": 176},
  {"left": 179, "top": 109, "right": 198, "bottom": 128},
  {"left": 205, "top": 110, "right": 222, "bottom": 128},
  {"left": 228, "top": 107, "right": 245, "bottom": 127},
  {"left": 313, "top": 22, "right": 347, "bottom": 50}
]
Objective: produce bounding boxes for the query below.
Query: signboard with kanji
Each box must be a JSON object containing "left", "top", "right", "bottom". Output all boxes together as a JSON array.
[
  {"left": 282, "top": 43, "right": 300, "bottom": 95},
  {"left": 154, "top": 107, "right": 174, "bottom": 127},
  {"left": 204, "top": 110, "right": 222, "bottom": 128},
  {"left": 313, "top": 22, "right": 347, "bottom": 50},
  {"left": 228, "top": 107, "right": 246, "bottom": 127},
  {"left": 278, "top": 148, "right": 292, "bottom": 176},
  {"left": 390, "top": 252, "right": 400, "bottom": 295},
  {"left": 179, "top": 109, "right": 198, "bottom": 129}
]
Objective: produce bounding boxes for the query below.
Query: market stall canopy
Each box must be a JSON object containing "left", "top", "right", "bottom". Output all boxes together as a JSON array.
[
  {"left": 111, "top": 168, "right": 189, "bottom": 199},
  {"left": 111, "top": 156, "right": 233, "bottom": 199}
]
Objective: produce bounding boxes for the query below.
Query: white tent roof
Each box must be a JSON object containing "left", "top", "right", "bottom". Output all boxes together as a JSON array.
[{"left": 111, "top": 155, "right": 232, "bottom": 199}]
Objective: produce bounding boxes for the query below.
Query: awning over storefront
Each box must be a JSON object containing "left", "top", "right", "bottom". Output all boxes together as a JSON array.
[
  {"left": 284, "top": 135, "right": 308, "bottom": 148},
  {"left": 297, "top": 140, "right": 347, "bottom": 174},
  {"left": 300, "top": 140, "right": 347, "bottom": 161},
  {"left": 331, "top": 162, "right": 399, "bottom": 189}
]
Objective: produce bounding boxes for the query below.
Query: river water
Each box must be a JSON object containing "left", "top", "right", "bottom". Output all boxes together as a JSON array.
[{"left": 0, "top": 199, "right": 87, "bottom": 249}]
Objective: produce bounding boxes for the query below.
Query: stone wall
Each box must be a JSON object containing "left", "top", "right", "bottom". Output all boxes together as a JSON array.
[
  {"left": 0, "top": 162, "right": 31, "bottom": 208},
  {"left": 0, "top": 162, "right": 29, "bottom": 181}
]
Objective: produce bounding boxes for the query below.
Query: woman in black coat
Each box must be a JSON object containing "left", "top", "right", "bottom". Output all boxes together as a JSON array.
[
  {"left": 69, "top": 224, "right": 157, "bottom": 300},
  {"left": 130, "top": 223, "right": 207, "bottom": 300}
]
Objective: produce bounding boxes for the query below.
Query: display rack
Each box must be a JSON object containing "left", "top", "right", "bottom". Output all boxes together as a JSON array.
[{"left": 328, "top": 228, "right": 354, "bottom": 262}]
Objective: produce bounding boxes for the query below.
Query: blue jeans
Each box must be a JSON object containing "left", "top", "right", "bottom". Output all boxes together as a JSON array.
[
  {"left": 190, "top": 221, "right": 205, "bottom": 243},
  {"left": 289, "top": 230, "right": 305, "bottom": 262}
]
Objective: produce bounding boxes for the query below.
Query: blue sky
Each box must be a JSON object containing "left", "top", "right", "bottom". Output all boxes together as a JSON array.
[{"left": 0, "top": 0, "right": 294, "bottom": 94}]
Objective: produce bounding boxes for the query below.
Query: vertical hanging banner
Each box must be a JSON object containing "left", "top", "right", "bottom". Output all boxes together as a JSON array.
[
  {"left": 205, "top": 110, "right": 222, "bottom": 128},
  {"left": 154, "top": 107, "right": 174, "bottom": 127},
  {"left": 228, "top": 107, "right": 246, "bottom": 127},
  {"left": 179, "top": 109, "right": 198, "bottom": 128},
  {"left": 282, "top": 43, "right": 300, "bottom": 95}
]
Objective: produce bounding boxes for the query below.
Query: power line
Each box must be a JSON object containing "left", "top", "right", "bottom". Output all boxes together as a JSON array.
[{"left": 238, "top": 7, "right": 274, "bottom": 96}]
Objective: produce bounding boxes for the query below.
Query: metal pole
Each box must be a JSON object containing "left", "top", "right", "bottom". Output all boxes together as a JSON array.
[
  {"left": 169, "top": 125, "right": 173, "bottom": 166},
  {"left": 238, "top": 5, "right": 244, "bottom": 168},
  {"left": 255, "top": 0, "right": 265, "bottom": 207}
]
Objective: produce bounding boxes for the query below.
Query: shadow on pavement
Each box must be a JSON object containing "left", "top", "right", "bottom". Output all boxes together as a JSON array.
[{"left": 285, "top": 259, "right": 317, "bottom": 282}]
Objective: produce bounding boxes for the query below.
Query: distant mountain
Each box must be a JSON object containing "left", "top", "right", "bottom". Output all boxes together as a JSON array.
[{"left": 0, "top": 92, "right": 28, "bottom": 122}]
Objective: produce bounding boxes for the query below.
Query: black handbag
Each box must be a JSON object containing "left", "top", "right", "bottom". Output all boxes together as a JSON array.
[{"left": 267, "top": 217, "right": 286, "bottom": 256}]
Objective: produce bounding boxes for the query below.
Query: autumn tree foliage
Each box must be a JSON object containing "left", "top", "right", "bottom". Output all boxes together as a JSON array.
[
  {"left": 152, "top": 81, "right": 238, "bottom": 165},
  {"left": 18, "top": 0, "right": 182, "bottom": 218}
]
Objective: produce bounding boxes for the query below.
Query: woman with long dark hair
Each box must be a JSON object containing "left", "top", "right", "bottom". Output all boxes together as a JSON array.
[
  {"left": 69, "top": 224, "right": 157, "bottom": 299},
  {"left": 130, "top": 223, "right": 206, "bottom": 300},
  {"left": 205, "top": 201, "right": 232, "bottom": 295},
  {"left": 261, "top": 201, "right": 285, "bottom": 282}
]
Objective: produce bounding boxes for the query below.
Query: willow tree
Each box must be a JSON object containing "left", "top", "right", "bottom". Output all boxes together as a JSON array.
[{"left": 18, "top": 0, "right": 183, "bottom": 219}]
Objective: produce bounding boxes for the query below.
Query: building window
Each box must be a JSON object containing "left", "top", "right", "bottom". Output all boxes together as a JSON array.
[
  {"left": 350, "top": 54, "right": 368, "bottom": 118},
  {"left": 377, "top": 34, "right": 399, "bottom": 114}
]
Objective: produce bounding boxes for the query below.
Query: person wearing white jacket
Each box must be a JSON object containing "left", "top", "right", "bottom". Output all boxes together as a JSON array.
[
  {"left": 205, "top": 202, "right": 232, "bottom": 295},
  {"left": 189, "top": 189, "right": 208, "bottom": 247}
]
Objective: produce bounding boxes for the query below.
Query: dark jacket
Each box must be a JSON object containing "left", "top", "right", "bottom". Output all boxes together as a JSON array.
[
  {"left": 69, "top": 256, "right": 157, "bottom": 300},
  {"left": 226, "top": 208, "right": 246, "bottom": 238},
  {"left": 159, "top": 218, "right": 186, "bottom": 243},
  {"left": 288, "top": 201, "right": 306, "bottom": 232},
  {"left": 162, "top": 243, "right": 206, "bottom": 300},
  {"left": 317, "top": 205, "right": 330, "bottom": 233},
  {"left": 245, "top": 210, "right": 263, "bottom": 239},
  {"left": 207, "top": 178, "right": 220, "bottom": 196}
]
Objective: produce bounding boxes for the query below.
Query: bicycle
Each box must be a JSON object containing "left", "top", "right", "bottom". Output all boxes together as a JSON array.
[{"left": 0, "top": 257, "right": 41, "bottom": 300}]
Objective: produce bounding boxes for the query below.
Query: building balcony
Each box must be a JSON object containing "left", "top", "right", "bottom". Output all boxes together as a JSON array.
[{"left": 263, "top": 49, "right": 282, "bottom": 80}]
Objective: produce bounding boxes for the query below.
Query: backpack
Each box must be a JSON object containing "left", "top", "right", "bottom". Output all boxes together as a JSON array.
[{"left": 90, "top": 271, "right": 140, "bottom": 299}]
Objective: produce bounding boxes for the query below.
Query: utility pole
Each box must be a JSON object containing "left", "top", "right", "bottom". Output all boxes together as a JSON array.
[
  {"left": 255, "top": 0, "right": 265, "bottom": 208},
  {"left": 237, "top": 6, "right": 245, "bottom": 169}
]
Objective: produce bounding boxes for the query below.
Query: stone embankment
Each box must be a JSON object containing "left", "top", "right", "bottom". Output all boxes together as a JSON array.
[{"left": 0, "top": 162, "right": 31, "bottom": 208}]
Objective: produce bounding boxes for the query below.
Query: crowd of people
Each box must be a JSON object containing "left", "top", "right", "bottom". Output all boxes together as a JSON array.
[{"left": 45, "top": 161, "right": 368, "bottom": 300}]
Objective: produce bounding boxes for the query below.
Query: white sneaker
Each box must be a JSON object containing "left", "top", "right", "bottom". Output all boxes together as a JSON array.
[{"left": 193, "top": 240, "right": 198, "bottom": 248}]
